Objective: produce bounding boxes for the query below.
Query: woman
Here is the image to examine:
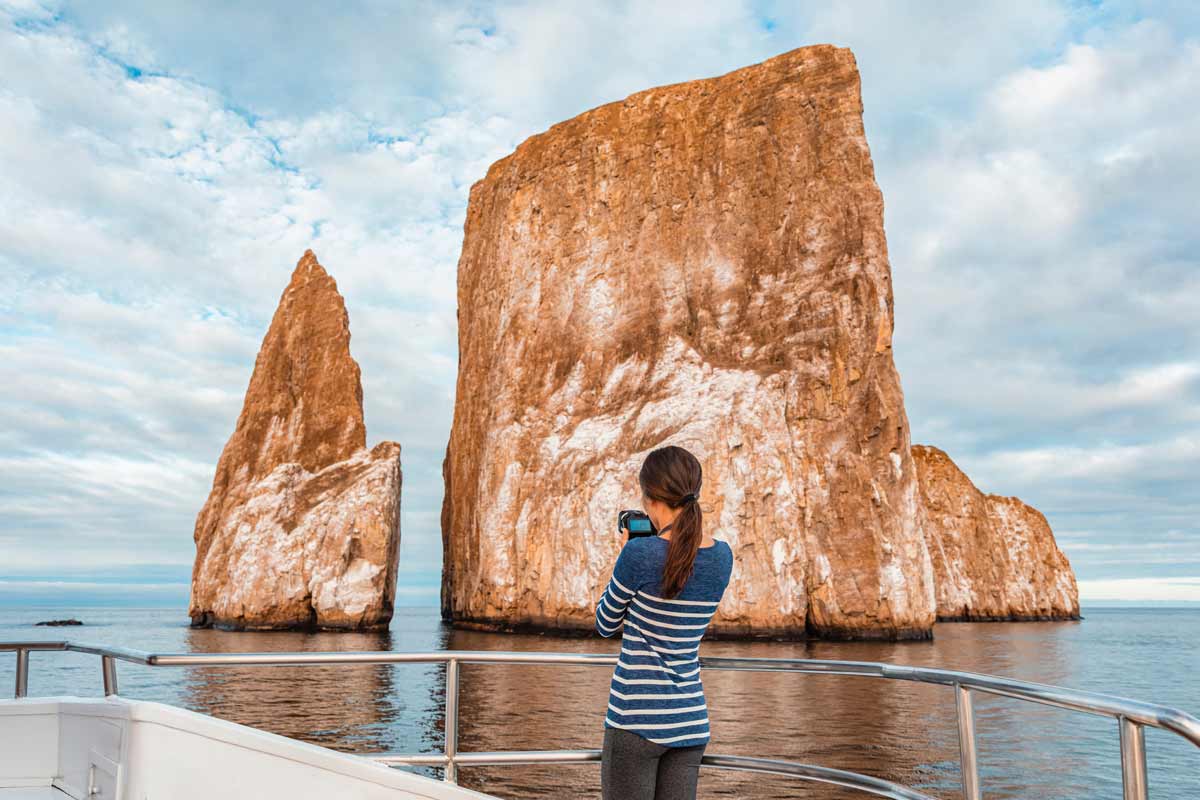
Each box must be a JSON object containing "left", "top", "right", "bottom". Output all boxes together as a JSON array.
[{"left": 594, "top": 445, "right": 734, "bottom": 800}]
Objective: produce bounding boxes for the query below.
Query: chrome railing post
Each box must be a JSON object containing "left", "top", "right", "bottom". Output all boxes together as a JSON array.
[
  {"left": 14, "top": 648, "right": 29, "bottom": 699},
  {"left": 1119, "top": 716, "right": 1148, "bottom": 800},
  {"left": 101, "top": 655, "right": 119, "bottom": 696},
  {"left": 444, "top": 656, "right": 460, "bottom": 784},
  {"left": 955, "top": 683, "right": 981, "bottom": 800}
]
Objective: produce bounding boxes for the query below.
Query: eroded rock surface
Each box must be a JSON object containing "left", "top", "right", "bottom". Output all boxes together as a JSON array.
[
  {"left": 913, "top": 445, "right": 1079, "bottom": 621},
  {"left": 441, "top": 45, "right": 937, "bottom": 640},
  {"left": 189, "top": 250, "right": 402, "bottom": 630}
]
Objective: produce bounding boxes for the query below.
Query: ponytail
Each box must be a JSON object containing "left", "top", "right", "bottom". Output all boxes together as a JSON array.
[
  {"left": 639, "top": 446, "right": 704, "bottom": 599},
  {"left": 659, "top": 499, "right": 702, "bottom": 598}
]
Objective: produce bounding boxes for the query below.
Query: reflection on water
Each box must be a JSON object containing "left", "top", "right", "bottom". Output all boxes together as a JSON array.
[
  {"left": 2, "top": 607, "right": 1199, "bottom": 799},
  {"left": 176, "top": 622, "right": 456, "bottom": 778},
  {"left": 182, "top": 628, "right": 402, "bottom": 754},
  {"left": 449, "top": 629, "right": 964, "bottom": 800}
]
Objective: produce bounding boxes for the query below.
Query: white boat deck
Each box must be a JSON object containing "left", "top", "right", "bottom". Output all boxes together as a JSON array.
[{"left": 0, "top": 696, "right": 499, "bottom": 800}]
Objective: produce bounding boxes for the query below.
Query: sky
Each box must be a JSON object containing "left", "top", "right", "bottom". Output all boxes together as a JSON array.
[{"left": 1, "top": 0, "right": 1197, "bottom": 608}]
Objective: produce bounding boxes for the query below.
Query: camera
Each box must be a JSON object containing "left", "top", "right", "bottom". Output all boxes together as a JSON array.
[{"left": 618, "top": 509, "right": 657, "bottom": 540}]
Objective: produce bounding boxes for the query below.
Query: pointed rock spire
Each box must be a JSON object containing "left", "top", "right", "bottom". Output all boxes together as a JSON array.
[
  {"left": 217, "top": 248, "right": 366, "bottom": 488},
  {"left": 190, "top": 250, "right": 401, "bottom": 630}
]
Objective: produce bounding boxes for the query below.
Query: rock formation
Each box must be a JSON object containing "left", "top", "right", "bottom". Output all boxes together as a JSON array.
[
  {"left": 913, "top": 445, "right": 1079, "bottom": 621},
  {"left": 441, "top": 45, "right": 937, "bottom": 640},
  {"left": 190, "top": 250, "right": 402, "bottom": 631}
]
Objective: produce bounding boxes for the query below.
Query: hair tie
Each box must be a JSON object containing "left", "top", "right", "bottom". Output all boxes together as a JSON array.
[{"left": 681, "top": 492, "right": 698, "bottom": 505}]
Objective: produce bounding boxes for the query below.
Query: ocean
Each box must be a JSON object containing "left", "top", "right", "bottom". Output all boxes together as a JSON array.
[{"left": 1, "top": 605, "right": 1197, "bottom": 799}]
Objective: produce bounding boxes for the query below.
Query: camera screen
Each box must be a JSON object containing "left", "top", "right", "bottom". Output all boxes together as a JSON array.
[{"left": 628, "top": 518, "right": 653, "bottom": 533}]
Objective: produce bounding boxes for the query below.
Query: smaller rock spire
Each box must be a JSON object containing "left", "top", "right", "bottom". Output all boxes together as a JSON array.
[
  {"left": 913, "top": 445, "right": 1080, "bottom": 621},
  {"left": 189, "top": 250, "right": 402, "bottom": 631}
]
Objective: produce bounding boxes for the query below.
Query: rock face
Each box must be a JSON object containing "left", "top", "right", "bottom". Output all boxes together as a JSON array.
[
  {"left": 441, "top": 45, "right": 937, "bottom": 640},
  {"left": 190, "top": 250, "right": 402, "bottom": 631},
  {"left": 913, "top": 445, "right": 1079, "bottom": 621}
]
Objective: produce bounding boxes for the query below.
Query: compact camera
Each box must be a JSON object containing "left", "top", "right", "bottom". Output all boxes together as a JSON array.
[{"left": 618, "top": 509, "right": 658, "bottom": 540}]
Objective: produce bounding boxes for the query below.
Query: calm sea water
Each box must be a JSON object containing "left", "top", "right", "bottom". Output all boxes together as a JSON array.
[{"left": 1, "top": 605, "right": 1198, "bottom": 799}]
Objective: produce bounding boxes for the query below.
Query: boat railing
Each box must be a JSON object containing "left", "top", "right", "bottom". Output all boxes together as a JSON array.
[{"left": 4, "top": 641, "right": 1200, "bottom": 800}]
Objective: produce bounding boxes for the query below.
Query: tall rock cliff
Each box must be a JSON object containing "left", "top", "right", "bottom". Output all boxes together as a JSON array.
[
  {"left": 913, "top": 445, "right": 1079, "bottom": 621},
  {"left": 441, "top": 45, "right": 937, "bottom": 640},
  {"left": 190, "top": 250, "right": 402, "bottom": 631}
]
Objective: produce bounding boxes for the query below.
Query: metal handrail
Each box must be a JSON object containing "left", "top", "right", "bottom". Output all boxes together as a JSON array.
[{"left": 4, "top": 641, "right": 1200, "bottom": 800}]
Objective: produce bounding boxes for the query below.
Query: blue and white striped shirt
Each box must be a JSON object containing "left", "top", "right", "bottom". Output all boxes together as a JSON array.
[{"left": 595, "top": 534, "right": 733, "bottom": 748}]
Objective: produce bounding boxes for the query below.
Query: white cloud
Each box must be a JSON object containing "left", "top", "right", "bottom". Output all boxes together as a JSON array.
[
  {"left": 0, "top": 0, "right": 1197, "bottom": 598},
  {"left": 0, "top": 7, "right": 498, "bottom": 582},
  {"left": 887, "top": 17, "right": 1200, "bottom": 593},
  {"left": 974, "top": 434, "right": 1200, "bottom": 485},
  {"left": 1078, "top": 577, "right": 1200, "bottom": 602},
  {"left": 0, "top": 579, "right": 186, "bottom": 590}
]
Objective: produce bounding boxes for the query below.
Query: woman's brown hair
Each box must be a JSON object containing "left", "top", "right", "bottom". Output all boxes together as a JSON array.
[{"left": 639, "top": 445, "right": 703, "bottom": 599}]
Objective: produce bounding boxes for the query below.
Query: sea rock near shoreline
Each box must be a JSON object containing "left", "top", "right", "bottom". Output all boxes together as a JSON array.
[
  {"left": 441, "top": 45, "right": 937, "bottom": 640},
  {"left": 913, "top": 445, "right": 1080, "bottom": 621},
  {"left": 189, "top": 250, "right": 402, "bottom": 631}
]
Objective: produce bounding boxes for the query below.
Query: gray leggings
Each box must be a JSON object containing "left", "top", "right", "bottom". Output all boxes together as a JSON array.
[{"left": 601, "top": 727, "right": 707, "bottom": 800}]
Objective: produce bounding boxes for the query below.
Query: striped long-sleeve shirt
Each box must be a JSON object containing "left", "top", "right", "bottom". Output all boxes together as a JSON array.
[{"left": 594, "top": 534, "right": 733, "bottom": 748}]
